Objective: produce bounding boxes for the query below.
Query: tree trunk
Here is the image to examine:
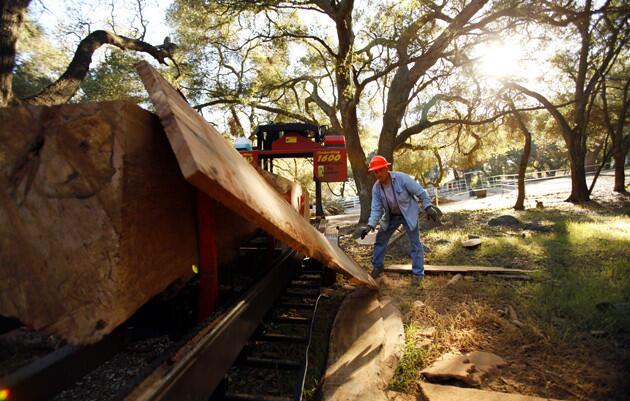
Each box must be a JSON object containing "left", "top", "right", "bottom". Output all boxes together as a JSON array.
[
  {"left": 612, "top": 143, "right": 628, "bottom": 193},
  {"left": 330, "top": 1, "right": 374, "bottom": 224},
  {"left": 506, "top": 81, "right": 593, "bottom": 203},
  {"left": 514, "top": 125, "right": 532, "bottom": 210},
  {"left": 0, "top": 0, "right": 30, "bottom": 107},
  {"left": 609, "top": 79, "right": 630, "bottom": 194},
  {"left": 378, "top": 65, "right": 411, "bottom": 163},
  {"left": 567, "top": 137, "right": 591, "bottom": 202},
  {"left": 377, "top": 0, "right": 488, "bottom": 162},
  {"left": 508, "top": 100, "right": 532, "bottom": 210},
  {"left": 341, "top": 105, "right": 373, "bottom": 223}
]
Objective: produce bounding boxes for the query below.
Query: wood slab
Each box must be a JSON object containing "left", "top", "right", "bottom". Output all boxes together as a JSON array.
[
  {"left": 355, "top": 229, "right": 377, "bottom": 245},
  {"left": 355, "top": 228, "right": 404, "bottom": 246},
  {"left": 322, "top": 288, "right": 403, "bottom": 401},
  {"left": 385, "top": 264, "right": 531, "bottom": 274},
  {"left": 258, "top": 167, "right": 310, "bottom": 219},
  {"left": 0, "top": 102, "right": 197, "bottom": 344},
  {"left": 420, "top": 383, "right": 564, "bottom": 401},
  {"left": 136, "top": 61, "right": 376, "bottom": 289}
]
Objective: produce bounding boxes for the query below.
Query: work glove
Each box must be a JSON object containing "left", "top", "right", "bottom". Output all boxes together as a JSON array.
[
  {"left": 425, "top": 205, "right": 441, "bottom": 222},
  {"left": 360, "top": 225, "right": 374, "bottom": 239}
]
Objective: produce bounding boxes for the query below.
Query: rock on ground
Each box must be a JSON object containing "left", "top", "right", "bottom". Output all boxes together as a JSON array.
[
  {"left": 488, "top": 215, "right": 522, "bottom": 227},
  {"left": 420, "top": 351, "right": 506, "bottom": 385}
]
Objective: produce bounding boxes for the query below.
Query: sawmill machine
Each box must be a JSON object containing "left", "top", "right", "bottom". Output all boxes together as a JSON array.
[{"left": 237, "top": 123, "right": 348, "bottom": 217}]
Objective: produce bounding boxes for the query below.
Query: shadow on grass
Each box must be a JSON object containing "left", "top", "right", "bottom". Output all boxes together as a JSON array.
[{"left": 526, "top": 217, "right": 630, "bottom": 339}]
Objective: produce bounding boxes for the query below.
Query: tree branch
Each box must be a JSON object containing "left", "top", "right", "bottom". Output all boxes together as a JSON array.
[
  {"left": 394, "top": 96, "right": 560, "bottom": 149},
  {"left": 305, "top": 78, "right": 341, "bottom": 130},
  {"left": 503, "top": 82, "right": 574, "bottom": 142},
  {"left": 22, "top": 30, "right": 174, "bottom": 106}
]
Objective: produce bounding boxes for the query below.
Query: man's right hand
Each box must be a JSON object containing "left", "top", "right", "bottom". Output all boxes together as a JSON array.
[{"left": 360, "top": 225, "right": 374, "bottom": 239}]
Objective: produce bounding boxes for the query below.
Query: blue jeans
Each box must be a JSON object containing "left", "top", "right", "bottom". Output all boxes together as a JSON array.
[{"left": 372, "top": 215, "right": 425, "bottom": 277}]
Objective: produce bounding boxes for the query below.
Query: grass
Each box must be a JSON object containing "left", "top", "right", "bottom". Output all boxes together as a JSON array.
[
  {"left": 424, "top": 207, "right": 630, "bottom": 338},
  {"left": 525, "top": 214, "right": 630, "bottom": 336},
  {"left": 368, "top": 201, "right": 630, "bottom": 400},
  {"left": 389, "top": 322, "right": 429, "bottom": 391}
]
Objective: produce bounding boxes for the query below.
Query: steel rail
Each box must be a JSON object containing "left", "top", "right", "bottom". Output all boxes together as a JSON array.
[
  {"left": 125, "top": 249, "right": 298, "bottom": 401},
  {"left": 219, "top": 263, "right": 327, "bottom": 401},
  {"left": 0, "top": 327, "right": 127, "bottom": 401}
]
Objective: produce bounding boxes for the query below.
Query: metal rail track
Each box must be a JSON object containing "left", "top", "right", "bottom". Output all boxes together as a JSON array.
[
  {"left": 0, "top": 327, "right": 128, "bottom": 401},
  {"left": 213, "top": 263, "right": 327, "bottom": 401},
  {"left": 124, "top": 248, "right": 301, "bottom": 401}
]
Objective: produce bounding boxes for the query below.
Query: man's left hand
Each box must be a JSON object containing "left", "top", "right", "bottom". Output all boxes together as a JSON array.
[
  {"left": 425, "top": 205, "right": 441, "bottom": 222},
  {"left": 360, "top": 225, "right": 374, "bottom": 239}
]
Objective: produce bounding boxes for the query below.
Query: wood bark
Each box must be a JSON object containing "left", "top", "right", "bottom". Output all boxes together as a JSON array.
[{"left": 0, "top": 101, "right": 198, "bottom": 344}]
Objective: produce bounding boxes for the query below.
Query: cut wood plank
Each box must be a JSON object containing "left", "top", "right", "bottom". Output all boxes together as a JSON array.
[
  {"left": 355, "top": 230, "right": 377, "bottom": 245},
  {"left": 420, "top": 382, "right": 565, "bottom": 401},
  {"left": 385, "top": 264, "right": 531, "bottom": 274},
  {"left": 488, "top": 274, "right": 533, "bottom": 281},
  {"left": 322, "top": 288, "right": 403, "bottom": 401},
  {"left": 355, "top": 227, "right": 404, "bottom": 246},
  {"left": 136, "top": 61, "right": 376, "bottom": 289},
  {"left": 258, "top": 168, "right": 310, "bottom": 219},
  {"left": 0, "top": 102, "right": 198, "bottom": 344}
]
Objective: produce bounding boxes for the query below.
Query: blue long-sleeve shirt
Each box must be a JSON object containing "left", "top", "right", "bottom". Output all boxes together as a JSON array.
[{"left": 367, "top": 171, "right": 432, "bottom": 231}]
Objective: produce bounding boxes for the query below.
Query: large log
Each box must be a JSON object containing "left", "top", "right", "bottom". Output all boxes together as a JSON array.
[
  {"left": 136, "top": 62, "right": 376, "bottom": 288},
  {"left": 0, "top": 101, "right": 199, "bottom": 344}
]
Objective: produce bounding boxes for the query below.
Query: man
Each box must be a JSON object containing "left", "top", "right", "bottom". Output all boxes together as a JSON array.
[{"left": 360, "top": 155, "right": 440, "bottom": 285}]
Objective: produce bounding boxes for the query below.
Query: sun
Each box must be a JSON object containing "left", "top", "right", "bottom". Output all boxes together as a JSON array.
[{"left": 476, "top": 40, "right": 525, "bottom": 79}]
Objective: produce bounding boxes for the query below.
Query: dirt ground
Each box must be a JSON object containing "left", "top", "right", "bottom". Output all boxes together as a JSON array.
[{"left": 333, "top": 189, "right": 630, "bottom": 401}]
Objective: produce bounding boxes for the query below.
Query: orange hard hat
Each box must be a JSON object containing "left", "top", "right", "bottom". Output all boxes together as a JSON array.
[{"left": 368, "top": 155, "right": 391, "bottom": 171}]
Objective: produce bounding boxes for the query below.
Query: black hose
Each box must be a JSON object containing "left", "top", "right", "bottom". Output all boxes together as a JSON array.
[{"left": 294, "top": 292, "right": 324, "bottom": 401}]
